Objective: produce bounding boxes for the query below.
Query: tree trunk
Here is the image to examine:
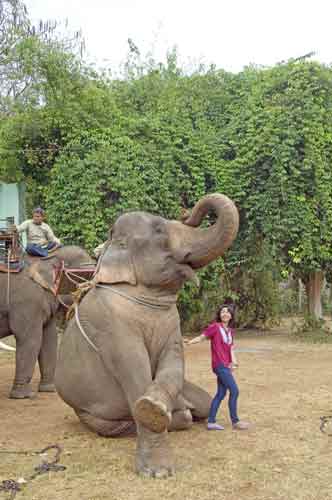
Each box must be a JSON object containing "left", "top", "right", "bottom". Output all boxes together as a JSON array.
[
  {"left": 304, "top": 271, "right": 324, "bottom": 320},
  {"left": 298, "top": 278, "right": 304, "bottom": 312}
]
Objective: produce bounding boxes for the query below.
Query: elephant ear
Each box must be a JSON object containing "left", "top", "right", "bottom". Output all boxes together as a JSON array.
[
  {"left": 28, "top": 257, "right": 60, "bottom": 295},
  {"left": 95, "top": 243, "right": 137, "bottom": 285}
]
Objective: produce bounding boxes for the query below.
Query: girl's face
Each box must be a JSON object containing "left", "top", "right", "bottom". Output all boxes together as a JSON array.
[{"left": 219, "top": 307, "right": 232, "bottom": 324}]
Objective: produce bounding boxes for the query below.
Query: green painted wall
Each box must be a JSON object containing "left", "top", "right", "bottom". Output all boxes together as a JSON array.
[{"left": 0, "top": 183, "right": 26, "bottom": 226}]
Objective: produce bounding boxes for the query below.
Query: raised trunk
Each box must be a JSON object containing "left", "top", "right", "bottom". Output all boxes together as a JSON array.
[
  {"left": 305, "top": 271, "right": 324, "bottom": 320},
  {"left": 167, "top": 193, "right": 239, "bottom": 269}
]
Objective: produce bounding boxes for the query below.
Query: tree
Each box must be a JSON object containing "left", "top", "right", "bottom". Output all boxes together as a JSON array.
[
  {"left": 219, "top": 61, "right": 332, "bottom": 321},
  {"left": 0, "top": 0, "right": 30, "bottom": 109}
]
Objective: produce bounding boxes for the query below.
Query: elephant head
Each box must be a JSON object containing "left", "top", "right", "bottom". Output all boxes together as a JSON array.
[{"left": 96, "top": 193, "right": 239, "bottom": 291}]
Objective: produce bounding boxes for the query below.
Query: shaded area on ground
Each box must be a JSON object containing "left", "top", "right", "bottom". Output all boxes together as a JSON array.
[{"left": 1, "top": 331, "right": 332, "bottom": 500}]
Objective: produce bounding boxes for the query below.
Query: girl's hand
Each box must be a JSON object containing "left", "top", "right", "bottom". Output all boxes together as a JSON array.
[{"left": 230, "top": 362, "right": 239, "bottom": 370}]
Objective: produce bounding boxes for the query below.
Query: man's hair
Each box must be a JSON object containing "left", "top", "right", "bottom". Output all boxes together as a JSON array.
[{"left": 33, "top": 207, "right": 45, "bottom": 216}]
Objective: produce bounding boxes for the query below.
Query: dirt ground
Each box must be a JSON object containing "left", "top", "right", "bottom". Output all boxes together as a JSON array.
[{"left": 1, "top": 329, "right": 332, "bottom": 500}]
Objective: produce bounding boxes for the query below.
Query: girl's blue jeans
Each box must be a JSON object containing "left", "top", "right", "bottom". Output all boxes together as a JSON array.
[{"left": 207, "top": 364, "right": 239, "bottom": 424}]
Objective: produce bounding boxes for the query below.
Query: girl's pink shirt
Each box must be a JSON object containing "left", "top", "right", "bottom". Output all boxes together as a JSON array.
[{"left": 202, "top": 321, "right": 234, "bottom": 370}]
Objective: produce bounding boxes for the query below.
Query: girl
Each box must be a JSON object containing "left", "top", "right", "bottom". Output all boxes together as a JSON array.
[{"left": 186, "top": 304, "right": 249, "bottom": 430}]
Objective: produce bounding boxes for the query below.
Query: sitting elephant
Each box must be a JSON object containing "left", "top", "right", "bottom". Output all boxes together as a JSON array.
[
  {"left": 0, "top": 245, "right": 93, "bottom": 398},
  {"left": 55, "top": 193, "right": 239, "bottom": 478}
]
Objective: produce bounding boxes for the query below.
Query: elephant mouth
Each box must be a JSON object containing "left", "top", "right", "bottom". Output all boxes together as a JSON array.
[
  {"left": 181, "top": 252, "right": 196, "bottom": 268},
  {"left": 181, "top": 263, "right": 199, "bottom": 286},
  {"left": 171, "top": 253, "right": 199, "bottom": 286}
]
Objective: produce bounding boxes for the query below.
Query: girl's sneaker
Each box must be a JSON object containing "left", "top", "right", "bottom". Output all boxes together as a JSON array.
[
  {"left": 232, "top": 420, "right": 250, "bottom": 430},
  {"left": 207, "top": 422, "right": 225, "bottom": 431}
]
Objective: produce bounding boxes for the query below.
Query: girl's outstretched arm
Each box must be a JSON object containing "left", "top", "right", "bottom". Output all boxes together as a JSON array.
[{"left": 185, "top": 334, "right": 207, "bottom": 345}]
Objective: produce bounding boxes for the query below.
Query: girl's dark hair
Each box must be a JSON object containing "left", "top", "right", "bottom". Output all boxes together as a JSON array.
[{"left": 215, "top": 304, "right": 236, "bottom": 328}]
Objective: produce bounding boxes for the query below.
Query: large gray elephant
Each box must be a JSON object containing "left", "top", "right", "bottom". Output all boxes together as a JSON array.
[
  {"left": 0, "top": 245, "right": 93, "bottom": 399},
  {"left": 55, "top": 193, "right": 239, "bottom": 478}
]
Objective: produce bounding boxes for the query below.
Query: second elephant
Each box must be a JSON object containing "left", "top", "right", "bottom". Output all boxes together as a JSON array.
[{"left": 0, "top": 245, "right": 93, "bottom": 398}]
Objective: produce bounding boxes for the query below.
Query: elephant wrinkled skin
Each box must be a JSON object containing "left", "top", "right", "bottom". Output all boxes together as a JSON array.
[
  {"left": 0, "top": 246, "right": 93, "bottom": 398},
  {"left": 55, "top": 193, "right": 239, "bottom": 478}
]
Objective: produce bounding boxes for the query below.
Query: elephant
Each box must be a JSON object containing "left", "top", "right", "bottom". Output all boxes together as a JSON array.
[
  {"left": 0, "top": 245, "right": 94, "bottom": 399},
  {"left": 55, "top": 193, "right": 239, "bottom": 478}
]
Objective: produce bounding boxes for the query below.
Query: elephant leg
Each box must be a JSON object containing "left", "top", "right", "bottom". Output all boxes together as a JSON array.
[
  {"left": 182, "top": 379, "right": 212, "bottom": 420},
  {"left": 100, "top": 338, "right": 153, "bottom": 407},
  {"left": 134, "top": 335, "right": 184, "bottom": 433},
  {"left": 10, "top": 322, "right": 43, "bottom": 399},
  {"left": 38, "top": 318, "right": 57, "bottom": 392},
  {"left": 136, "top": 425, "right": 174, "bottom": 478},
  {"left": 75, "top": 410, "right": 136, "bottom": 437},
  {"left": 168, "top": 409, "right": 193, "bottom": 431},
  {"left": 168, "top": 393, "right": 193, "bottom": 431},
  {"left": 100, "top": 339, "right": 175, "bottom": 476}
]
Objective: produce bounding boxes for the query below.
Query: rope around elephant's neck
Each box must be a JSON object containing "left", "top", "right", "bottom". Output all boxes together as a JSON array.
[
  {"left": 73, "top": 281, "right": 175, "bottom": 353},
  {"left": 95, "top": 284, "right": 174, "bottom": 310},
  {"left": 64, "top": 265, "right": 176, "bottom": 311},
  {"left": 64, "top": 269, "right": 92, "bottom": 285},
  {"left": 74, "top": 303, "right": 99, "bottom": 353}
]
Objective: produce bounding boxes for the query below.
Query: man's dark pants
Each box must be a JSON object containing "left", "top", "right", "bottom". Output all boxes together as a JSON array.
[{"left": 26, "top": 242, "right": 57, "bottom": 257}]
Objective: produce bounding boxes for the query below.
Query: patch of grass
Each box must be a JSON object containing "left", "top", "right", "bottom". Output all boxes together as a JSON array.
[
  {"left": 290, "top": 315, "right": 332, "bottom": 343},
  {"left": 2, "top": 329, "right": 332, "bottom": 500}
]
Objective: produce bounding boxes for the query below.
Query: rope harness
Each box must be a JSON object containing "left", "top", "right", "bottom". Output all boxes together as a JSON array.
[
  {"left": 1, "top": 230, "right": 23, "bottom": 308},
  {"left": 6, "top": 249, "right": 10, "bottom": 308},
  {"left": 66, "top": 276, "right": 174, "bottom": 354},
  {"left": 74, "top": 302, "right": 99, "bottom": 353}
]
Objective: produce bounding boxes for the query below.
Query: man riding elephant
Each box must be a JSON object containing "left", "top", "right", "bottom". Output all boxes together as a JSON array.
[{"left": 14, "top": 207, "right": 61, "bottom": 257}]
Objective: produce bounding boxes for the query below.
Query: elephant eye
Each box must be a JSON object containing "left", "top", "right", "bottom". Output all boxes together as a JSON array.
[
  {"left": 112, "top": 237, "right": 127, "bottom": 248},
  {"left": 154, "top": 223, "right": 165, "bottom": 234}
]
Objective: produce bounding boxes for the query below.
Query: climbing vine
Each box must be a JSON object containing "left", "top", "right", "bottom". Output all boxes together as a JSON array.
[{"left": 2, "top": 6, "right": 332, "bottom": 326}]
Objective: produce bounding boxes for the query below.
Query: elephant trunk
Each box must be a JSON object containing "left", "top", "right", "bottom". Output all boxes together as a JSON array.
[{"left": 168, "top": 193, "right": 239, "bottom": 269}]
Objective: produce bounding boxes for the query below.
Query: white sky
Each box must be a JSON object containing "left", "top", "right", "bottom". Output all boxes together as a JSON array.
[{"left": 24, "top": 0, "right": 332, "bottom": 73}]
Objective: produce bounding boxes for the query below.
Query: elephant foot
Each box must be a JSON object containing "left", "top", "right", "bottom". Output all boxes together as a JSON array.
[
  {"left": 136, "top": 427, "right": 175, "bottom": 478},
  {"left": 9, "top": 383, "right": 36, "bottom": 399},
  {"left": 169, "top": 409, "right": 193, "bottom": 431},
  {"left": 134, "top": 396, "right": 172, "bottom": 433},
  {"left": 38, "top": 382, "right": 56, "bottom": 393}
]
